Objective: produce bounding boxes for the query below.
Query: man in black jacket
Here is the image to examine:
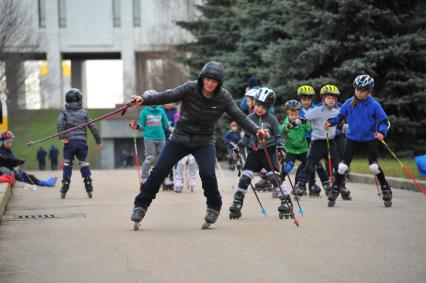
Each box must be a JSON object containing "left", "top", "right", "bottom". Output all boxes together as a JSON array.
[{"left": 130, "top": 61, "right": 267, "bottom": 230}]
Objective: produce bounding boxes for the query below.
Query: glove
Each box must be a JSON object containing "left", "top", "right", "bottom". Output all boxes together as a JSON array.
[
  {"left": 285, "top": 123, "right": 294, "bottom": 131},
  {"left": 129, "top": 120, "right": 140, "bottom": 129},
  {"left": 276, "top": 143, "right": 285, "bottom": 152},
  {"left": 374, "top": 132, "right": 384, "bottom": 141},
  {"left": 232, "top": 147, "right": 240, "bottom": 159}
]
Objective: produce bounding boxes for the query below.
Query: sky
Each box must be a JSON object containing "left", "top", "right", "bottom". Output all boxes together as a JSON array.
[{"left": 24, "top": 59, "right": 123, "bottom": 109}]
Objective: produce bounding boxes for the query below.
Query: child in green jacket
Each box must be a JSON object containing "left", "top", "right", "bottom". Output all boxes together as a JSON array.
[{"left": 279, "top": 100, "right": 314, "bottom": 196}]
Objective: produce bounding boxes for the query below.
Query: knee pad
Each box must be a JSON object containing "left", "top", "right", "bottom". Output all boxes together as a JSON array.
[
  {"left": 145, "top": 155, "right": 155, "bottom": 166},
  {"left": 78, "top": 160, "right": 90, "bottom": 168},
  {"left": 64, "top": 159, "right": 73, "bottom": 167},
  {"left": 338, "top": 163, "right": 349, "bottom": 175},
  {"left": 266, "top": 171, "right": 281, "bottom": 187},
  {"left": 285, "top": 161, "right": 295, "bottom": 174},
  {"left": 369, "top": 163, "right": 380, "bottom": 175},
  {"left": 238, "top": 170, "right": 254, "bottom": 189}
]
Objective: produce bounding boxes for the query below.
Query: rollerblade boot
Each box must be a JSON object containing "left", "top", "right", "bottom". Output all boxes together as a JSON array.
[
  {"left": 174, "top": 178, "right": 183, "bottom": 193},
  {"left": 229, "top": 191, "right": 245, "bottom": 219},
  {"left": 162, "top": 178, "right": 174, "bottom": 191},
  {"left": 381, "top": 183, "right": 392, "bottom": 207},
  {"left": 278, "top": 195, "right": 294, "bottom": 220},
  {"left": 255, "top": 178, "right": 273, "bottom": 192},
  {"left": 60, "top": 178, "right": 70, "bottom": 199},
  {"left": 293, "top": 182, "right": 307, "bottom": 199},
  {"left": 83, "top": 177, "right": 93, "bottom": 199},
  {"left": 328, "top": 186, "right": 340, "bottom": 207},
  {"left": 322, "top": 181, "right": 331, "bottom": 196},
  {"left": 309, "top": 184, "right": 321, "bottom": 197},
  {"left": 131, "top": 207, "right": 147, "bottom": 230},
  {"left": 202, "top": 207, "right": 220, "bottom": 229},
  {"left": 340, "top": 185, "right": 352, "bottom": 200}
]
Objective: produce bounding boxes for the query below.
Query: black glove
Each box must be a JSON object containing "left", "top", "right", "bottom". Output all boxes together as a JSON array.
[
  {"left": 276, "top": 143, "right": 285, "bottom": 152},
  {"left": 232, "top": 147, "right": 240, "bottom": 159}
]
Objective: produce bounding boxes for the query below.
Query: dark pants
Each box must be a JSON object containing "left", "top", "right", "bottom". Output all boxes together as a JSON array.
[
  {"left": 243, "top": 147, "right": 278, "bottom": 172},
  {"left": 334, "top": 139, "right": 388, "bottom": 187},
  {"left": 295, "top": 140, "right": 328, "bottom": 187},
  {"left": 134, "top": 141, "right": 221, "bottom": 209},
  {"left": 62, "top": 139, "right": 90, "bottom": 179},
  {"left": 298, "top": 139, "right": 340, "bottom": 186},
  {"left": 51, "top": 158, "right": 58, "bottom": 170},
  {"left": 15, "top": 170, "right": 42, "bottom": 186},
  {"left": 38, "top": 160, "right": 46, "bottom": 171}
]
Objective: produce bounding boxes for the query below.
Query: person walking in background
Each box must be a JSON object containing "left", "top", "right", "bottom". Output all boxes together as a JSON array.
[
  {"left": 36, "top": 147, "right": 47, "bottom": 170},
  {"left": 49, "top": 145, "right": 59, "bottom": 170}
]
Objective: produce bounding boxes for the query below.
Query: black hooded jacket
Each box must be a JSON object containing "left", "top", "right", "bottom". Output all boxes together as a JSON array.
[{"left": 141, "top": 61, "right": 259, "bottom": 147}]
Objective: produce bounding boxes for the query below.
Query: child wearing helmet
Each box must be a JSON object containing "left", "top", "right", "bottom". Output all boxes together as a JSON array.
[
  {"left": 326, "top": 75, "right": 392, "bottom": 207},
  {"left": 296, "top": 85, "right": 330, "bottom": 194},
  {"left": 293, "top": 85, "right": 346, "bottom": 200},
  {"left": 279, "top": 100, "right": 312, "bottom": 196},
  {"left": 230, "top": 87, "right": 294, "bottom": 220},
  {"left": 0, "top": 131, "right": 57, "bottom": 187},
  {"left": 57, "top": 88, "right": 102, "bottom": 199}
]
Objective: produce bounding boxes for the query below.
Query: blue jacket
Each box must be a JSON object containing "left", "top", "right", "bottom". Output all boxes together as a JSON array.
[
  {"left": 328, "top": 96, "right": 389, "bottom": 142},
  {"left": 224, "top": 130, "right": 241, "bottom": 146}
]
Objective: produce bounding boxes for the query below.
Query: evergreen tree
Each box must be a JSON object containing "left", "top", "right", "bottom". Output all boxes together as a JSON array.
[{"left": 261, "top": 0, "right": 426, "bottom": 153}]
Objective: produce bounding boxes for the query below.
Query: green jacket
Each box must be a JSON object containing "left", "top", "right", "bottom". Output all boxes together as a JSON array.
[
  {"left": 138, "top": 106, "right": 169, "bottom": 140},
  {"left": 280, "top": 117, "right": 311, "bottom": 154}
]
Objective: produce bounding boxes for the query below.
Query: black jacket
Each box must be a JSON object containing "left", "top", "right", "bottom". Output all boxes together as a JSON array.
[
  {"left": 141, "top": 62, "right": 259, "bottom": 148},
  {"left": 0, "top": 147, "right": 25, "bottom": 170},
  {"left": 239, "top": 113, "right": 284, "bottom": 150}
]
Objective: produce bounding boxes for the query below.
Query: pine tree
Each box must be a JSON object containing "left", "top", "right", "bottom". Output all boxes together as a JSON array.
[{"left": 261, "top": 0, "right": 426, "bottom": 153}]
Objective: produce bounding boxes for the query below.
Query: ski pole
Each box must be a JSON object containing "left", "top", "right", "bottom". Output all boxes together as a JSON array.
[
  {"left": 373, "top": 174, "right": 382, "bottom": 197},
  {"left": 27, "top": 100, "right": 137, "bottom": 146},
  {"left": 380, "top": 139, "right": 426, "bottom": 196},
  {"left": 215, "top": 158, "right": 226, "bottom": 179},
  {"left": 132, "top": 130, "right": 141, "bottom": 187},
  {"left": 325, "top": 132, "right": 333, "bottom": 185},
  {"left": 278, "top": 151, "right": 304, "bottom": 216},
  {"left": 258, "top": 124, "right": 299, "bottom": 227}
]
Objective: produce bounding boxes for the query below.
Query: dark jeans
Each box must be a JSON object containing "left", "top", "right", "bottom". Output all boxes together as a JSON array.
[
  {"left": 295, "top": 140, "right": 328, "bottom": 187},
  {"left": 298, "top": 139, "right": 340, "bottom": 186},
  {"left": 51, "top": 158, "right": 58, "bottom": 170},
  {"left": 38, "top": 160, "right": 46, "bottom": 171},
  {"left": 334, "top": 139, "right": 388, "bottom": 187},
  {"left": 243, "top": 147, "right": 278, "bottom": 172},
  {"left": 134, "top": 141, "right": 221, "bottom": 209},
  {"left": 63, "top": 139, "right": 90, "bottom": 179}
]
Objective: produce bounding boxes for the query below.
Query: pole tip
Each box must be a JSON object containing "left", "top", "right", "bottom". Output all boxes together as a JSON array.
[{"left": 26, "top": 141, "right": 34, "bottom": 146}]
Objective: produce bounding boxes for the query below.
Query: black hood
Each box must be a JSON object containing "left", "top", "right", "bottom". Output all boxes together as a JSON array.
[{"left": 197, "top": 61, "right": 224, "bottom": 90}]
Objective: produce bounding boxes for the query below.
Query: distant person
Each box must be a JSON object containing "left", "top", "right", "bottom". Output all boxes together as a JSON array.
[
  {"left": 36, "top": 147, "right": 47, "bottom": 170},
  {"left": 0, "top": 131, "right": 57, "bottom": 187},
  {"left": 49, "top": 145, "right": 59, "bottom": 170}
]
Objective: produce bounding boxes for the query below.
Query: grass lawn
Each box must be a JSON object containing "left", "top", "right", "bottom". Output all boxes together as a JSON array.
[
  {"left": 350, "top": 158, "right": 426, "bottom": 181},
  {"left": 9, "top": 109, "right": 112, "bottom": 170}
]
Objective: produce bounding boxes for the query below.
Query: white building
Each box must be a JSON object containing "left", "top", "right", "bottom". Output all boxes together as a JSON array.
[{"left": 4, "top": 0, "right": 201, "bottom": 108}]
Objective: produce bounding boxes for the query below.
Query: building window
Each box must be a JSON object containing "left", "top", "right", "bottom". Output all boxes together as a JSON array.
[
  {"left": 133, "top": 0, "right": 141, "bottom": 27},
  {"left": 112, "top": 0, "right": 121, "bottom": 27},
  {"left": 38, "top": 0, "right": 46, "bottom": 28},
  {"left": 58, "top": 0, "right": 66, "bottom": 28}
]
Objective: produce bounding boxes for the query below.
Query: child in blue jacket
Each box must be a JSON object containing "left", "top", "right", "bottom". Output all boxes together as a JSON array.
[{"left": 326, "top": 74, "right": 392, "bottom": 207}]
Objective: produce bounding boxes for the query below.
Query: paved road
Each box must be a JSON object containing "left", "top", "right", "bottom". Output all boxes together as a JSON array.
[{"left": 1, "top": 169, "right": 425, "bottom": 283}]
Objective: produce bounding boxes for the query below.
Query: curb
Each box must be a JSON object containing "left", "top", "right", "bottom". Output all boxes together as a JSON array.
[
  {"left": 0, "top": 183, "right": 13, "bottom": 223},
  {"left": 348, "top": 173, "right": 426, "bottom": 193}
]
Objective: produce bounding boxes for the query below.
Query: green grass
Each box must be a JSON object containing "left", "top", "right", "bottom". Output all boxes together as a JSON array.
[
  {"left": 350, "top": 158, "right": 426, "bottom": 181},
  {"left": 9, "top": 109, "right": 112, "bottom": 170}
]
